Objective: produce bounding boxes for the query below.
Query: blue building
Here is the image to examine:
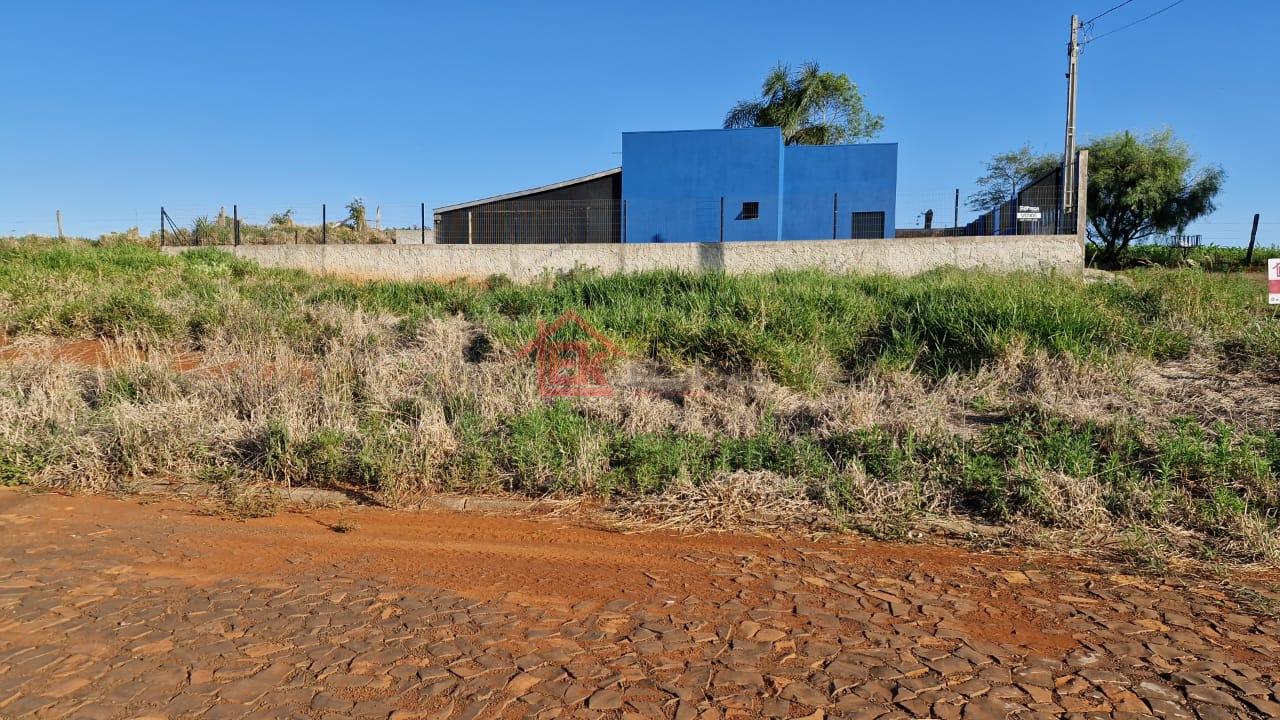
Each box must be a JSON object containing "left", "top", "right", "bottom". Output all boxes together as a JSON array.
[
  {"left": 434, "top": 126, "right": 897, "bottom": 244},
  {"left": 622, "top": 127, "right": 896, "bottom": 242}
]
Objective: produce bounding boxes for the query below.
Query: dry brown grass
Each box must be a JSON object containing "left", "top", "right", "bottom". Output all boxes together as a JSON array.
[
  {"left": 611, "top": 471, "right": 835, "bottom": 535},
  {"left": 1, "top": 302, "right": 1277, "bottom": 564},
  {"left": 0, "top": 317, "right": 1260, "bottom": 490}
]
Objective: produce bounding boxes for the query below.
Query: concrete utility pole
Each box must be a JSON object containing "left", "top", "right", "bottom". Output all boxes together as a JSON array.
[
  {"left": 1062, "top": 14, "right": 1081, "bottom": 212},
  {"left": 56, "top": 210, "right": 64, "bottom": 239}
]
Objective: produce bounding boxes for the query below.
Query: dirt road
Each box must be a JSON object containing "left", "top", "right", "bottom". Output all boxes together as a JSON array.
[{"left": 1, "top": 488, "right": 1278, "bottom": 719}]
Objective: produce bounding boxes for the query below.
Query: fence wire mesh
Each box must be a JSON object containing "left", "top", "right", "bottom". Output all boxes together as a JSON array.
[
  {"left": 959, "top": 167, "right": 1078, "bottom": 236},
  {"left": 146, "top": 162, "right": 1081, "bottom": 246},
  {"left": 436, "top": 199, "right": 620, "bottom": 244},
  {"left": 158, "top": 203, "right": 430, "bottom": 246},
  {"left": 438, "top": 196, "right": 896, "bottom": 244}
]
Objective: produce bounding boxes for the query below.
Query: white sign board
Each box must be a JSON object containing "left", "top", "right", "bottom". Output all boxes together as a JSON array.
[
  {"left": 1017, "top": 205, "right": 1041, "bottom": 221},
  {"left": 1269, "top": 258, "right": 1280, "bottom": 305}
]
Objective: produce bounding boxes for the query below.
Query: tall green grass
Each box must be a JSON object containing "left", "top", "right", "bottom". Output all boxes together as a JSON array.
[
  {"left": 3, "top": 240, "right": 1277, "bottom": 386},
  {"left": 1105, "top": 242, "right": 1280, "bottom": 271},
  {"left": 413, "top": 402, "right": 1279, "bottom": 559}
]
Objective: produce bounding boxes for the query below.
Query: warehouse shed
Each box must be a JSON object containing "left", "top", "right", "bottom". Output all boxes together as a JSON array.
[{"left": 434, "top": 168, "right": 621, "bottom": 244}]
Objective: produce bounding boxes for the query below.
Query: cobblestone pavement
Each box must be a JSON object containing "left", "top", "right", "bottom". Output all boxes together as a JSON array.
[{"left": 1, "top": 490, "right": 1279, "bottom": 719}]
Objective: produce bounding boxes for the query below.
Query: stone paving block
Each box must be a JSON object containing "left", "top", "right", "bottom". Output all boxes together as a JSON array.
[{"left": 3, "top": 495, "right": 1280, "bottom": 720}]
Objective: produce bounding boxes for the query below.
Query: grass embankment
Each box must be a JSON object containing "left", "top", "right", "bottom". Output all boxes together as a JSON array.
[{"left": 1, "top": 239, "right": 1278, "bottom": 564}]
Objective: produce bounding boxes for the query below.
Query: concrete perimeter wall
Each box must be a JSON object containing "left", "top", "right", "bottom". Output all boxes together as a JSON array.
[{"left": 161, "top": 234, "right": 1083, "bottom": 282}]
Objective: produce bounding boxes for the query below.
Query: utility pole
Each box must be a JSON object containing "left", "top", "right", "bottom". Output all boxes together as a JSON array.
[
  {"left": 56, "top": 210, "right": 64, "bottom": 239},
  {"left": 1062, "top": 14, "right": 1081, "bottom": 212}
]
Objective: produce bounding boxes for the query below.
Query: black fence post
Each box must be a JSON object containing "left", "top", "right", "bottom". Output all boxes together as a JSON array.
[
  {"left": 1013, "top": 190, "right": 1020, "bottom": 237},
  {"left": 719, "top": 197, "right": 724, "bottom": 243},
  {"left": 160, "top": 207, "right": 165, "bottom": 246},
  {"left": 953, "top": 189, "right": 960, "bottom": 235},
  {"left": 420, "top": 202, "right": 426, "bottom": 244},
  {"left": 622, "top": 200, "right": 627, "bottom": 244},
  {"left": 1055, "top": 166, "right": 1064, "bottom": 235},
  {"left": 832, "top": 193, "right": 839, "bottom": 239},
  {"left": 1246, "top": 213, "right": 1261, "bottom": 267},
  {"left": 321, "top": 204, "right": 327, "bottom": 244},
  {"left": 233, "top": 204, "right": 240, "bottom": 246}
]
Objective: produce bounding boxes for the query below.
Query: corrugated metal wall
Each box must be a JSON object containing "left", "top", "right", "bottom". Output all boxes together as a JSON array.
[{"left": 435, "top": 173, "right": 621, "bottom": 244}]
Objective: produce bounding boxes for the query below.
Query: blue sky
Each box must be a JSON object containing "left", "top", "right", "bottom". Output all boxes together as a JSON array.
[{"left": 2, "top": 0, "right": 1276, "bottom": 245}]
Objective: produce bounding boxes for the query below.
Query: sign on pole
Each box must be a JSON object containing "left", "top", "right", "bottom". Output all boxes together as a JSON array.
[
  {"left": 1016, "top": 205, "right": 1041, "bottom": 221},
  {"left": 1269, "top": 258, "right": 1280, "bottom": 305}
]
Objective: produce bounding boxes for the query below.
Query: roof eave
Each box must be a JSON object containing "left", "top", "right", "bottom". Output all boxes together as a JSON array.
[{"left": 433, "top": 167, "right": 622, "bottom": 214}]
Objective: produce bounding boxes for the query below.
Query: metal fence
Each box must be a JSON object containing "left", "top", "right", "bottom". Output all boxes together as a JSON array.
[
  {"left": 897, "top": 165, "right": 1082, "bottom": 239},
  {"left": 434, "top": 177, "right": 1080, "bottom": 245},
  {"left": 436, "top": 199, "right": 620, "bottom": 244},
  {"left": 153, "top": 162, "right": 1082, "bottom": 247},
  {"left": 436, "top": 195, "right": 906, "bottom": 244},
  {"left": 158, "top": 203, "right": 430, "bottom": 246},
  {"left": 957, "top": 166, "right": 1079, "bottom": 237}
]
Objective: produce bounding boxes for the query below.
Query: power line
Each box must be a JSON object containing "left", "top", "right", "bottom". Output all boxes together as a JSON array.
[
  {"left": 1084, "top": 0, "right": 1139, "bottom": 25},
  {"left": 1085, "top": 0, "right": 1190, "bottom": 44}
]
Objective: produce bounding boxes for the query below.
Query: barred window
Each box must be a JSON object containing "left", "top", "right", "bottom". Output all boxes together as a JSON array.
[{"left": 851, "top": 211, "right": 885, "bottom": 240}]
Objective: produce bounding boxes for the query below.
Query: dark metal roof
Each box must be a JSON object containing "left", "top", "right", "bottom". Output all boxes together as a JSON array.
[{"left": 434, "top": 168, "right": 622, "bottom": 214}]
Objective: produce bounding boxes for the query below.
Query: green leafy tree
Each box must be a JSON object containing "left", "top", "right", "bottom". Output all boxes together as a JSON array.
[
  {"left": 1085, "top": 129, "right": 1224, "bottom": 263},
  {"left": 967, "top": 146, "right": 1059, "bottom": 213},
  {"left": 724, "top": 62, "right": 883, "bottom": 145},
  {"left": 268, "top": 209, "right": 295, "bottom": 227}
]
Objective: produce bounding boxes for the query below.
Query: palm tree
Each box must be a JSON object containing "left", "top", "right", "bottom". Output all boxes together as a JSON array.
[{"left": 724, "top": 62, "right": 883, "bottom": 145}]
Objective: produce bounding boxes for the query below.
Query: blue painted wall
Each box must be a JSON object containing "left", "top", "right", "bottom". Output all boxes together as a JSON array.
[
  {"left": 622, "top": 128, "right": 783, "bottom": 243},
  {"left": 781, "top": 143, "right": 897, "bottom": 240},
  {"left": 621, "top": 127, "right": 897, "bottom": 243}
]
